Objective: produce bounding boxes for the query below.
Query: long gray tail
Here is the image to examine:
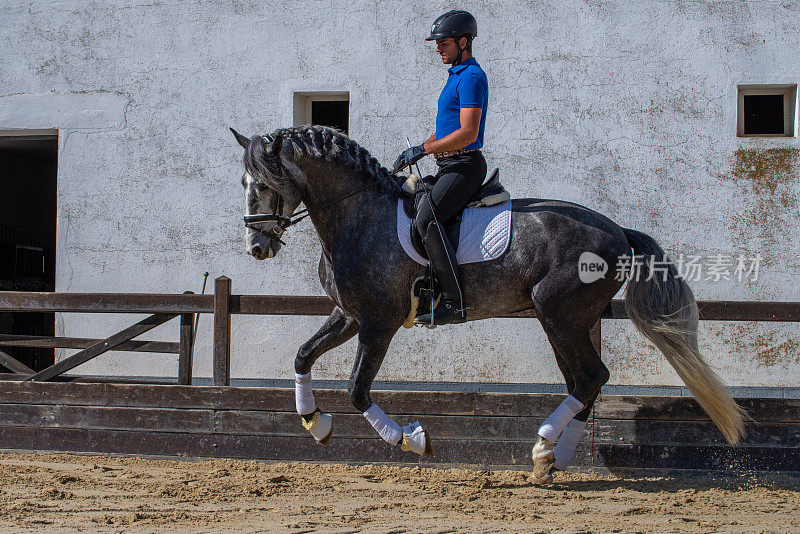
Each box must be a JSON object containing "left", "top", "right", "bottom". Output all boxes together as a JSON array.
[{"left": 622, "top": 228, "right": 745, "bottom": 445}]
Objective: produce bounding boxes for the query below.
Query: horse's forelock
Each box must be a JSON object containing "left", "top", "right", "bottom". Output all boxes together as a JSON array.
[{"left": 244, "top": 135, "right": 285, "bottom": 193}]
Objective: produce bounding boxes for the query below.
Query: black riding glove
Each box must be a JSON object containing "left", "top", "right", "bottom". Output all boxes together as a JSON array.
[{"left": 391, "top": 145, "right": 426, "bottom": 174}]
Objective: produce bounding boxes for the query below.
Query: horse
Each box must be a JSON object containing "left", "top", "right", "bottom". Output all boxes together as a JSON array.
[{"left": 230, "top": 125, "right": 744, "bottom": 482}]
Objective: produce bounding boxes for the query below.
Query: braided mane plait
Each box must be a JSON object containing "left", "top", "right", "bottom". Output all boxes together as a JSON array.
[{"left": 270, "top": 125, "right": 398, "bottom": 194}]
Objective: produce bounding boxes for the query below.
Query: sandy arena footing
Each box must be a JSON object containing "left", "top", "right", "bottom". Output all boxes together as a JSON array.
[{"left": 1, "top": 452, "right": 798, "bottom": 533}]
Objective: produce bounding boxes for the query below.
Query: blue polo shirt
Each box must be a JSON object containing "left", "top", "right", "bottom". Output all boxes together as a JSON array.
[{"left": 435, "top": 57, "right": 488, "bottom": 150}]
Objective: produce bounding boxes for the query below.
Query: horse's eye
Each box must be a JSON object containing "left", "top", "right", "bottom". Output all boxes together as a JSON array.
[{"left": 255, "top": 183, "right": 269, "bottom": 192}]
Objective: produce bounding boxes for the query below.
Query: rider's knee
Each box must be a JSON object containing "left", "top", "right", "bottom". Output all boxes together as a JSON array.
[
  {"left": 425, "top": 220, "right": 443, "bottom": 240},
  {"left": 414, "top": 212, "right": 431, "bottom": 237},
  {"left": 414, "top": 197, "right": 435, "bottom": 236}
]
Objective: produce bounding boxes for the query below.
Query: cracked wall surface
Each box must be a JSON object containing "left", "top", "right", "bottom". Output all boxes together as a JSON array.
[{"left": 1, "top": 0, "right": 799, "bottom": 387}]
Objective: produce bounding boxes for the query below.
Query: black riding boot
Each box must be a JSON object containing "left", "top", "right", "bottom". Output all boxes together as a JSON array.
[{"left": 415, "top": 220, "right": 467, "bottom": 326}]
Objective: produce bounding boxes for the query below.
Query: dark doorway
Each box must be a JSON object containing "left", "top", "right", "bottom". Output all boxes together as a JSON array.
[
  {"left": 0, "top": 133, "right": 58, "bottom": 372},
  {"left": 312, "top": 101, "right": 349, "bottom": 134}
]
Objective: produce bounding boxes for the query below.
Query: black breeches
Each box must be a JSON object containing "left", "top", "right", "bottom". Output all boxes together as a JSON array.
[{"left": 414, "top": 151, "right": 487, "bottom": 239}]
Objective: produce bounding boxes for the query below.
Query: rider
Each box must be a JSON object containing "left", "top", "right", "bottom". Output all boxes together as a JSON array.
[{"left": 392, "top": 9, "right": 488, "bottom": 326}]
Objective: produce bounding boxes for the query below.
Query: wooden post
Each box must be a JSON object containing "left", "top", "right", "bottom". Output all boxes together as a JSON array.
[
  {"left": 178, "top": 314, "right": 194, "bottom": 385},
  {"left": 590, "top": 319, "right": 601, "bottom": 356},
  {"left": 178, "top": 291, "right": 194, "bottom": 386},
  {"left": 213, "top": 276, "right": 232, "bottom": 386}
]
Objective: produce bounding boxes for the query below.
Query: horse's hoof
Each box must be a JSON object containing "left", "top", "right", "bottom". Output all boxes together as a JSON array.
[
  {"left": 530, "top": 467, "right": 555, "bottom": 485},
  {"left": 401, "top": 421, "right": 434, "bottom": 457},
  {"left": 317, "top": 426, "right": 333, "bottom": 446},
  {"left": 532, "top": 435, "right": 555, "bottom": 479},
  {"left": 301, "top": 409, "right": 333, "bottom": 446},
  {"left": 423, "top": 428, "right": 435, "bottom": 457}
]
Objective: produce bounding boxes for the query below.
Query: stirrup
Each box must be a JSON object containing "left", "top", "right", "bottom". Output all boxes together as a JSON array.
[{"left": 414, "top": 300, "right": 467, "bottom": 327}]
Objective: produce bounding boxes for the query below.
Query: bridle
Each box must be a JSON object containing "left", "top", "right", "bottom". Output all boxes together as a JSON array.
[
  {"left": 243, "top": 195, "right": 293, "bottom": 245},
  {"left": 243, "top": 135, "right": 397, "bottom": 245}
]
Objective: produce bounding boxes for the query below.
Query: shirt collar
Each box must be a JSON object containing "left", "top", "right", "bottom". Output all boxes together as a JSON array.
[{"left": 448, "top": 57, "right": 477, "bottom": 75}]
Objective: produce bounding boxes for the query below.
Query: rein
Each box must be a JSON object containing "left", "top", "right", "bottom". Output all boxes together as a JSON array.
[{"left": 243, "top": 153, "right": 398, "bottom": 244}]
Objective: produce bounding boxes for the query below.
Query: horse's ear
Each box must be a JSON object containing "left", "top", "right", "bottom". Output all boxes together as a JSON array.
[
  {"left": 268, "top": 135, "right": 283, "bottom": 157},
  {"left": 230, "top": 127, "right": 249, "bottom": 149}
]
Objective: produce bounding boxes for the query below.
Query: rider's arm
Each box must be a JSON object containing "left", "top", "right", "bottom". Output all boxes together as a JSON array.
[{"left": 422, "top": 107, "right": 482, "bottom": 154}]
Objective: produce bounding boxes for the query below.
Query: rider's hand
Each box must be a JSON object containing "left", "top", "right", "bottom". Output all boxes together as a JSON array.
[{"left": 391, "top": 145, "right": 426, "bottom": 174}]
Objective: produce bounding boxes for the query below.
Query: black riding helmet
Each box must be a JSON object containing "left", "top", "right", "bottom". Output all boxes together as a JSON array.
[
  {"left": 426, "top": 10, "right": 477, "bottom": 66},
  {"left": 426, "top": 10, "right": 477, "bottom": 41}
]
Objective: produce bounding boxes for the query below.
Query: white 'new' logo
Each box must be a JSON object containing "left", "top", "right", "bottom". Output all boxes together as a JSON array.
[{"left": 578, "top": 252, "right": 608, "bottom": 283}]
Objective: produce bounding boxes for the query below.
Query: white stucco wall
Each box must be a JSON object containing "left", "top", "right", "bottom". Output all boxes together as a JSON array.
[{"left": 1, "top": 0, "right": 798, "bottom": 387}]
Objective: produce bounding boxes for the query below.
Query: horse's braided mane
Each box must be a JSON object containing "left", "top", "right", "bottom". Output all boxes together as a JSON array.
[{"left": 270, "top": 125, "right": 400, "bottom": 194}]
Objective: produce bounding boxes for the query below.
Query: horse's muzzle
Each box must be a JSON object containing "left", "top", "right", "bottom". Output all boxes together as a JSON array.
[
  {"left": 248, "top": 244, "right": 269, "bottom": 260},
  {"left": 247, "top": 239, "right": 282, "bottom": 260}
]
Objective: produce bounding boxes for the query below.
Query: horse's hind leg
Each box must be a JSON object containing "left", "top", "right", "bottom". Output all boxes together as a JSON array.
[
  {"left": 546, "top": 333, "right": 596, "bottom": 475},
  {"left": 532, "top": 301, "right": 609, "bottom": 482},
  {"left": 294, "top": 306, "right": 358, "bottom": 445},
  {"left": 547, "top": 341, "right": 589, "bottom": 472}
]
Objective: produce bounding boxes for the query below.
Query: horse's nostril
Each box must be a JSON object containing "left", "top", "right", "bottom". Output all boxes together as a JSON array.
[{"left": 250, "top": 245, "right": 263, "bottom": 257}]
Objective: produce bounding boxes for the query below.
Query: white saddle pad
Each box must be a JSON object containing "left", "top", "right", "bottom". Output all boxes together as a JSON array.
[{"left": 396, "top": 199, "right": 512, "bottom": 266}]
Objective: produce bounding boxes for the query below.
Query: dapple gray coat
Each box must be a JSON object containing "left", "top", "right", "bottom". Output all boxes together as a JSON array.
[{"left": 232, "top": 125, "right": 744, "bottom": 475}]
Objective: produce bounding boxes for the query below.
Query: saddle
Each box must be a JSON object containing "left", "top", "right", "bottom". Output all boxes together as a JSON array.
[
  {"left": 399, "top": 168, "right": 510, "bottom": 328},
  {"left": 400, "top": 167, "right": 510, "bottom": 260}
]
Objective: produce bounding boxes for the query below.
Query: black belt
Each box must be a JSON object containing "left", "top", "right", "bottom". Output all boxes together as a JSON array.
[{"left": 433, "top": 148, "right": 480, "bottom": 161}]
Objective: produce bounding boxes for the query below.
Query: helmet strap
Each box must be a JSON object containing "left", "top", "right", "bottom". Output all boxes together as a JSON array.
[{"left": 452, "top": 35, "right": 471, "bottom": 66}]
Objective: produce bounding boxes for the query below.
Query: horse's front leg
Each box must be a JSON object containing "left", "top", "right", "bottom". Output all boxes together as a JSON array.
[
  {"left": 295, "top": 306, "right": 358, "bottom": 445},
  {"left": 348, "top": 324, "right": 434, "bottom": 457}
]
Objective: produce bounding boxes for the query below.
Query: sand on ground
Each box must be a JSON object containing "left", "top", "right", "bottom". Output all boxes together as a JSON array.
[{"left": 0, "top": 452, "right": 798, "bottom": 533}]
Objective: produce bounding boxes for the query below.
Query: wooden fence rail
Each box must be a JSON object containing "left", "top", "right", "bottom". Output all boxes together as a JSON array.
[
  {"left": 1, "top": 278, "right": 800, "bottom": 471},
  {"left": 3, "top": 288, "right": 800, "bottom": 320},
  {"left": 1, "top": 276, "right": 799, "bottom": 386}
]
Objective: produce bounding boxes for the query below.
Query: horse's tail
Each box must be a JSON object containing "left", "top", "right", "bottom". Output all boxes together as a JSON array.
[{"left": 622, "top": 228, "right": 746, "bottom": 445}]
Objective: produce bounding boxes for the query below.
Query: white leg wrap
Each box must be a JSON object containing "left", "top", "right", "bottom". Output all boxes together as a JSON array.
[
  {"left": 554, "top": 418, "right": 588, "bottom": 470},
  {"left": 295, "top": 372, "right": 316, "bottom": 416},
  {"left": 538, "top": 395, "right": 584, "bottom": 443},
  {"left": 363, "top": 403, "right": 402, "bottom": 445}
]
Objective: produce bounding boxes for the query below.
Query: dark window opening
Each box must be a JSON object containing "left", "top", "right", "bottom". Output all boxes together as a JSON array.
[
  {"left": 743, "top": 94, "right": 784, "bottom": 135},
  {"left": 0, "top": 134, "right": 57, "bottom": 373},
  {"left": 312, "top": 101, "right": 349, "bottom": 134}
]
